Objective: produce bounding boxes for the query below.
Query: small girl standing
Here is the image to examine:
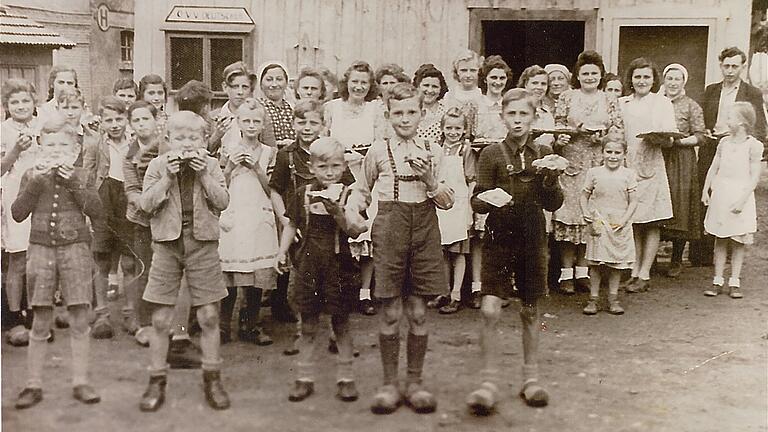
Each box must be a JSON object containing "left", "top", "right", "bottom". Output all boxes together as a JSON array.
[
  {"left": 1, "top": 79, "right": 39, "bottom": 343},
  {"left": 701, "top": 102, "right": 762, "bottom": 299},
  {"left": 219, "top": 99, "right": 280, "bottom": 344},
  {"left": 579, "top": 140, "right": 638, "bottom": 315},
  {"left": 433, "top": 108, "right": 475, "bottom": 314}
]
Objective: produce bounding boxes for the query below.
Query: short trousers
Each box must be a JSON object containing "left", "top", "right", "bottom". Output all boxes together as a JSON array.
[
  {"left": 26, "top": 242, "right": 93, "bottom": 307},
  {"left": 293, "top": 239, "right": 359, "bottom": 316},
  {"left": 91, "top": 177, "right": 132, "bottom": 254},
  {"left": 371, "top": 200, "right": 445, "bottom": 299},
  {"left": 143, "top": 226, "right": 227, "bottom": 307},
  {"left": 481, "top": 226, "right": 548, "bottom": 306}
]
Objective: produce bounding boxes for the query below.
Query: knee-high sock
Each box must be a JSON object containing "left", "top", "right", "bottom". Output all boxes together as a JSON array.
[
  {"left": 406, "top": 333, "right": 428, "bottom": 385},
  {"left": 70, "top": 327, "right": 90, "bottom": 386},
  {"left": 219, "top": 287, "right": 237, "bottom": 336},
  {"left": 244, "top": 288, "right": 263, "bottom": 331},
  {"left": 379, "top": 333, "right": 400, "bottom": 385},
  {"left": 26, "top": 331, "right": 49, "bottom": 388}
]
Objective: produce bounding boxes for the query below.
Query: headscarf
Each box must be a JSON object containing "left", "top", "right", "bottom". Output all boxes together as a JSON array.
[
  {"left": 662, "top": 63, "right": 689, "bottom": 97},
  {"left": 256, "top": 61, "right": 289, "bottom": 101},
  {"left": 544, "top": 63, "right": 572, "bottom": 81}
]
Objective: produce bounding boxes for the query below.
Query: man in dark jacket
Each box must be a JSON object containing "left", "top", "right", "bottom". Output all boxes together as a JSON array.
[{"left": 691, "top": 46, "right": 766, "bottom": 266}]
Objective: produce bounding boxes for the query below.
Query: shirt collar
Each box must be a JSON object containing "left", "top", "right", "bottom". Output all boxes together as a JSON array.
[
  {"left": 502, "top": 133, "right": 535, "bottom": 154},
  {"left": 722, "top": 80, "right": 740, "bottom": 94}
]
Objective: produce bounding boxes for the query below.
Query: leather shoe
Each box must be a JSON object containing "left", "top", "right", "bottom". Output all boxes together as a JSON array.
[
  {"left": 203, "top": 370, "right": 230, "bottom": 410},
  {"left": 288, "top": 380, "right": 314, "bottom": 402},
  {"left": 139, "top": 375, "right": 166, "bottom": 412},
  {"left": 404, "top": 382, "right": 437, "bottom": 413},
  {"left": 371, "top": 384, "right": 402, "bottom": 414},
  {"left": 359, "top": 299, "right": 376, "bottom": 316},
  {"left": 73, "top": 384, "right": 100, "bottom": 404},
  {"left": 167, "top": 338, "right": 202, "bottom": 369},
  {"left": 15, "top": 387, "right": 42, "bottom": 409},
  {"left": 336, "top": 380, "right": 359, "bottom": 402}
]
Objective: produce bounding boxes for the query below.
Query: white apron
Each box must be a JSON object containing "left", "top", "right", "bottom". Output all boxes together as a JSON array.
[
  {"left": 1, "top": 120, "right": 39, "bottom": 252},
  {"left": 218, "top": 146, "right": 279, "bottom": 273},
  {"left": 437, "top": 145, "right": 471, "bottom": 245}
]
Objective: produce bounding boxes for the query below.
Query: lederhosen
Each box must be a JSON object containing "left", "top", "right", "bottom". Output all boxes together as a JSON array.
[
  {"left": 370, "top": 139, "right": 446, "bottom": 299},
  {"left": 481, "top": 142, "right": 548, "bottom": 306},
  {"left": 293, "top": 185, "right": 358, "bottom": 315}
]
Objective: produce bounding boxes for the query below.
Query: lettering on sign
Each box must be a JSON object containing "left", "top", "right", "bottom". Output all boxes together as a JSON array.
[
  {"left": 96, "top": 3, "right": 110, "bottom": 32},
  {"left": 165, "top": 6, "right": 254, "bottom": 24}
]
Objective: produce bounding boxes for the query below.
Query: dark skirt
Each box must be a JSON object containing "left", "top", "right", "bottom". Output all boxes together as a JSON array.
[{"left": 662, "top": 145, "right": 701, "bottom": 240}]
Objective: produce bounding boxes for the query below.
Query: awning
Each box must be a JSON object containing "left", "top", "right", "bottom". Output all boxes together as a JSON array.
[{"left": 0, "top": 7, "right": 76, "bottom": 48}]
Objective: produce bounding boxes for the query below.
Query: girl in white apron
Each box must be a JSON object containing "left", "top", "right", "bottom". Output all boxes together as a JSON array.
[
  {"left": 1, "top": 79, "right": 40, "bottom": 338},
  {"left": 218, "top": 100, "right": 280, "bottom": 345},
  {"left": 430, "top": 108, "right": 474, "bottom": 314}
]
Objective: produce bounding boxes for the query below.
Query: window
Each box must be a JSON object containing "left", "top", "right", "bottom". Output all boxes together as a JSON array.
[
  {"left": 120, "top": 30, "right": 134, "bottom": 62},
  {"left": 166, "top": 34, "right": 245, "bottom": 93}
]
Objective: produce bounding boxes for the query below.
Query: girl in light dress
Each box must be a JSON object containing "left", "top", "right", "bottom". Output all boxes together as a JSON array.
[
  {"left": 580, "top": 140, "right": 638, "bottom": 315},
  {"left": 432, "top": 108, "right": 475, "bottom": 314},
  {"left": 619, "top": 58, "right": 677, "bottom": 294},
  {"left": 219, "top": 99, "right": 281, "bottom": 345},
  {"left": 1, "top": 79, "right": 40, "bottom": 345},
  {"left": 701, "top": 102, "right": 762, "bottom": 299}
]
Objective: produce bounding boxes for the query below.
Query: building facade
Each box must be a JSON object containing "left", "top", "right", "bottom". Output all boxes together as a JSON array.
[{"left": 4, "top": 0, "right": 134, "bottom": 109}]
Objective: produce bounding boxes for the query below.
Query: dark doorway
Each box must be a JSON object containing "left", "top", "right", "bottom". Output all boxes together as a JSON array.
[
  {"left": 483, "top": 20, "right": 585, "bottom": 78},
  {"left": 618, "top": 26, "right": 709, "bottom": 103}
]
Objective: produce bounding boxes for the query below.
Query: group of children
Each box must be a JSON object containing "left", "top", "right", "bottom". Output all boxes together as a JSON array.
[{"left": 0, "top": 50, "right": 762, "bottom": 416}]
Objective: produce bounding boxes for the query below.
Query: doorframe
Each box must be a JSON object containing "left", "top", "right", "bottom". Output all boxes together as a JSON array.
[{"left": 468, "top": 9, "right": 598, "bottom": 57}]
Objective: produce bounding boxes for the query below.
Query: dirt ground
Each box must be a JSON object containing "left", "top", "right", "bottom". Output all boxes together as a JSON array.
[{"left": 3, "top": 173, "right": 767, "bottom": 432}]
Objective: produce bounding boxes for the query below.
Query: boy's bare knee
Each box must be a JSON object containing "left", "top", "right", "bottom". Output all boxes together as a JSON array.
[
  {"left": 196, "top": 304, "right": 220, "bottom": 331},
  {"left": 67, "top": 305, "right": 90, "bottom": 334},
  {"left": 381, "top": 306, "right": 401, "bottom": 328},
  {"left": 30, "top": 307, "right": 53, "bottom": 337},
  {"left": 152, "top": 307, "right": 174, "bottom": 333}
]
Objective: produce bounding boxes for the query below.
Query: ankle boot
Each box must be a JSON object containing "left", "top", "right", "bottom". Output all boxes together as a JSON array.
[
  {"left": 203, "top": 370, "right": 230, "bottom": 410},
  {"left": 139, "top": 375, "right": 166, "bottom": 412}
]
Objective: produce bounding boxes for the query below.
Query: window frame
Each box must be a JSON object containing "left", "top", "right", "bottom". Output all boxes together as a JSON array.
[{"left": 164, "top": 31, "right": 250, "bottom": 102}]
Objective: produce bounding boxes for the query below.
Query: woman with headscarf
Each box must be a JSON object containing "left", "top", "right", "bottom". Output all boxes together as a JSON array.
[
  {"left": 619, "top": 58, "right": 677, "bottom": 293},
  {"left": 552, "top": 51, "right": 624, "bottom": 294},
  {"left": 660, "top": 63, "right": 705, "bottom": 278},
  {"left": 542, "top": 64, "right": 571, "bottom": 113},
  {"left": 258, "top": 61, "right": 296, "bottom": 149}
]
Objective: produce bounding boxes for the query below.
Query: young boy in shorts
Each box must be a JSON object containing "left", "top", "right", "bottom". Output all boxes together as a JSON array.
[
  {"left": 82, "top": 96, "right": 137, "bottom": 338},
  {"left": 347, "top": 83, "right": 454, "bottom": 414},
  {"left": 12, "top": 114, "right": 103, "bottom": 409},
  {"left": 138, "top": 111, "right": 230, "bottom": 411},
  {"left": 275, "top": 137, "right": 366, "bottom": 402},
  {"left": 466, "top": 89, "right": 564, "bottom": 414}
]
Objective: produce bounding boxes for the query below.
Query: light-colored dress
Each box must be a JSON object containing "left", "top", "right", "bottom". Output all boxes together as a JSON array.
[
  {"left": 704, "top": 136, "right": 761, "bottom": 244},
  {"left": 1, "top": 118, "right": 39, "bottom": 253},
  {"left": 583, "top": 165, "right": 637, "bottom": 269},
  {"left": 474, "top": 94, "right": 507, "bottom": 142},
  {"left": 554, "top": 89, "right": 624, "bottom": 243},
  {"left": 437, "top": 141, "right": 473, "bottom": 250},
  {"left": 219, "top": 144, "right": 279, "bottom": 289},
  {"left": 619, "top": 92, "right": 676, "bottom": 223},
  {"left": 444, "top": 87, "right": 483, "bottom": 139}
]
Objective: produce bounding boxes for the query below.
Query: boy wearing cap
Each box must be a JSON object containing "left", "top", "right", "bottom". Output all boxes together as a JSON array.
[{"left": 210, "top": 61, "right": 277, "bottom": 155}]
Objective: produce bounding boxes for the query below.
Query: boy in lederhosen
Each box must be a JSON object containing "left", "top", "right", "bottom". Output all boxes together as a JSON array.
[{"left": 347, "top": 83, "right": 454, "bottom": 414}]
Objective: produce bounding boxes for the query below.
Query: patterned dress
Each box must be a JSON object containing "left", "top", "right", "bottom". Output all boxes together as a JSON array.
[
  {"left": 619, "top": 92, "right": 676, "bottom": 224},
  {"left": 259, "top": 98, "right": 295, "bottom": 144},
  {"left": 417, "top": 100, "right": 447, "bottom": 146},
  {"left": 553, "top": 89, "right": 624, "bottom": 243},
  {"left": 662, "top": 94, "right": 705, "bottom": 240}
]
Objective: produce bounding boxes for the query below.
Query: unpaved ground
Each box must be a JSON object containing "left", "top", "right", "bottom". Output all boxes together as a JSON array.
[{"left": 3, "top": 175, "right": 767, "bottom": 432}]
